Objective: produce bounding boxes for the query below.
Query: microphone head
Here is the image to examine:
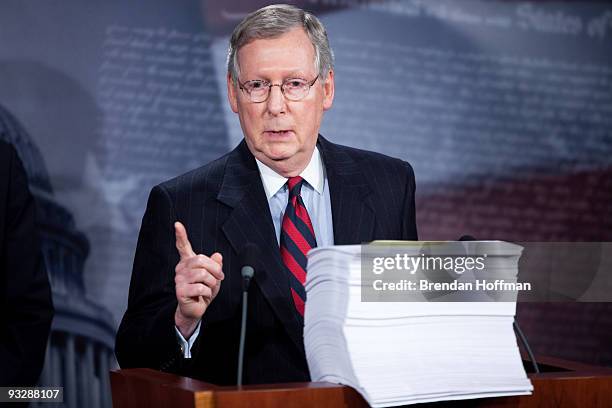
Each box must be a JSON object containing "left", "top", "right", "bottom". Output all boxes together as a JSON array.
[
  {"left": 241, "top": 266, "right": 254, "bottom": 279},
  {"left": 239, "top": 243, "right": 260, "bottom": 279},
  {"left": 458, "top": 235, "right": 477, "bottom": 241}
]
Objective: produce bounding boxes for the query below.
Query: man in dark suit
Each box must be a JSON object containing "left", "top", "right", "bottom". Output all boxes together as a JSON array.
[
  {"left": 0, "top": 140, "right": 54, "bottom": 386},
  {"left": 116, "top": 4, "right": 417, "bottom": 385}
]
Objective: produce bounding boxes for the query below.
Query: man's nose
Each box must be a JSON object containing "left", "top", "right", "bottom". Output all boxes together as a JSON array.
[{"left": 266, "top": 84, "right": 286, "bottom": 115}]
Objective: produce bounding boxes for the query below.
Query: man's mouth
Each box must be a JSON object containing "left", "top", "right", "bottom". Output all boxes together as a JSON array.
[{"left": 264, "top": 130, "right": 293, "bottom": 137}]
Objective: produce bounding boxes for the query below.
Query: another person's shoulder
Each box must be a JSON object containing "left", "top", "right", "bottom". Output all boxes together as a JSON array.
[
  {"left": 0, "top": 140, "right": 16, "bottom": 164},
  {"left": 0, "top": 140, "right": 23, "bottom": 185}
]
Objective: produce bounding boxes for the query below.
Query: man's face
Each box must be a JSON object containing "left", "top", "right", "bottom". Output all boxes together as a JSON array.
[{"left": 227, "top": 27, "right": 334, "bottom": 176}]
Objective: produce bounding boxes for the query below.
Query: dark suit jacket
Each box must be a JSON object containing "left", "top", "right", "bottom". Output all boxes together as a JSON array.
[
  {"left": 115, "top": 136, "right": 417, "bottom": 385},
  {"left": 0, "top": 140, "right": 54, "bottom": 386}
]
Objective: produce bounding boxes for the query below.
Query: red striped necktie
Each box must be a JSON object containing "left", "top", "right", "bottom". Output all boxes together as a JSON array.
[{"left": 280, "top": 176, "right": 317, "bottom": 318}]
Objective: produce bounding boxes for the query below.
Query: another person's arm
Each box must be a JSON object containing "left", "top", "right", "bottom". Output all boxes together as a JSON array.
[{"left": 0, "top": 143, "right": 54, "bottom": 386}]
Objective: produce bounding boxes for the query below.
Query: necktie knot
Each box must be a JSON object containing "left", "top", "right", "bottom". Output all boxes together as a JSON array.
[{"left": 287, "top": 176, "right": 304, "bottom": 198}]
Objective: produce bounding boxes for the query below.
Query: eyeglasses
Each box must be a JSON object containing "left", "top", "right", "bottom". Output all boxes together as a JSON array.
[{"left": 238, "top": 75, "right": 319, "bottom": 103}]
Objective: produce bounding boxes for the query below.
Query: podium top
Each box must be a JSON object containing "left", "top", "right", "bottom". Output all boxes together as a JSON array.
[{"left": 111, "top": 356, "right": 612, "bottom": 408}]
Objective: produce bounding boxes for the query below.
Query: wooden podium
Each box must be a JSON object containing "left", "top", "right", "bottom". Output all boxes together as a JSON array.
[{"left": 110, "top": 356, "right": 612, "bottom": 408}]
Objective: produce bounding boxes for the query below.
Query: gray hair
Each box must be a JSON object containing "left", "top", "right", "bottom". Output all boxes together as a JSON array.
[{"left": 227, "top": 4, "right": 334, "bottom": 85}]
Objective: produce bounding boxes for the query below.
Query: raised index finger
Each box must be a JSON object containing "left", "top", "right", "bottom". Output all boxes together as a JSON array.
[{"left": 174, "top": 221, "right": 195, "bottom": 260}]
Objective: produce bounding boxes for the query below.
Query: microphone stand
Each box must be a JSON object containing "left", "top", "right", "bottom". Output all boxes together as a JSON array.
[{"left": 237, "top": 265, "right": 254, "bottom": 386}]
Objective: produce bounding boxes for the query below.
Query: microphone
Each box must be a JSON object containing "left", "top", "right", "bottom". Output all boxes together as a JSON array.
[
  {"left": 237, "top": 243, "right": 260, "bottom": 386},
  {"left": 458, "top": 235, "right": 476, "bottom": 241},
  {"left": 513, "top": 319, "right": 540, "bottom": 373}
]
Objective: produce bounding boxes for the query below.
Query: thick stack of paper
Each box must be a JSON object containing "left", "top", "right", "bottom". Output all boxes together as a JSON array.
[{"left": 304, "top": 243, "right": 533, "bottom": 407}]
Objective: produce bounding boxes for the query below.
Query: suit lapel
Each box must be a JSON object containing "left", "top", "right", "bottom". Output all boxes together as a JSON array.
[
  {"left": 317, "top": 136, "right": 376, "bottom": 245},
  {"left": 217, "top": 141, "right": 304, "bottom": 353}
]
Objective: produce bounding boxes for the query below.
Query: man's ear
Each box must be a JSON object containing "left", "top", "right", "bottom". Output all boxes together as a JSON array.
[
  {"left": 322, "top": 69, "right": 335, "bottom": 111},
  {"left": 227, "top": 73, "right": 239, "bottom": 113}
]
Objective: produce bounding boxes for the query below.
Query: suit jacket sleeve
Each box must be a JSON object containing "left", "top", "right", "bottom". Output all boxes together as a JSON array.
[
  {"left": 401, "top": 161, "right": 418, "bottom": 240},
  {"left": 115, "top": 184, "right": 185, "bottom": 373},
  {"left": 0, "top": 143, "right": 54, "bottom": 386}
]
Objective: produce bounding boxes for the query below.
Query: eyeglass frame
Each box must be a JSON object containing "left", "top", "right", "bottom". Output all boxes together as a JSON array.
[{"left": 237, "top": 75, "right": 320, "bottom": 103}]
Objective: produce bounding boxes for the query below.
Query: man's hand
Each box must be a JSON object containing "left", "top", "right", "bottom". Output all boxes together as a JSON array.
[{"left": 174, "top": 221, "right": 224, "bottom": 339}]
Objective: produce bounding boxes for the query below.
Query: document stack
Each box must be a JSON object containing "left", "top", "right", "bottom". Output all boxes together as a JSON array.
[{"left": 304, "top": 243, "right": 533, "bottom": 407}]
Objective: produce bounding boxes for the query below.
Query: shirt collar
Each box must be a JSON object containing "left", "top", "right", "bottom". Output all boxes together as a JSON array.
[{"left": 255, "top": 146, "right": 324, "bottom": 200}]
